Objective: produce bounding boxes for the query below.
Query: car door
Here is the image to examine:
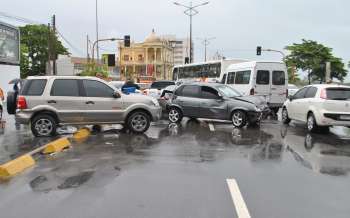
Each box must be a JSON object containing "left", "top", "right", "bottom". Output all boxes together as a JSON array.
[
  {"left": 82, "top": 79, "right": 123, "bottom": 123},
  {"left": 176, "top": 85, "right": 201, "bottom": 117},
  {"left": 199, "top": 86, "right": 228, "bottom": 120},
  {"left": 288, "top": 87, "right": 309, "bottom": 121},
  {"left": 298, "top": 86, "right": 318, "bottom": 121},
  {"left": 49, "top": 79, "right": 86, "bottom": 123}
]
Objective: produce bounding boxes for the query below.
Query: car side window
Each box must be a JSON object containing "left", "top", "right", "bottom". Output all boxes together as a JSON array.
[
  {"left": 51, "top": 79, "right": 80, "bottom": 97},
  {"left": 305, "top": 87, "right": 317, "bottom": 98},
  {"left": 83, "top": 80, "right": 114, "bottom": 98},
  {"left": 256, "top": 70, "right": 270, "bottom": 85},
  {"left": 293, "top": 87, "right": 309, "bottom": 99},
  {"left": 201, "top": 86, "right": 219, "bottom": 99},
  {"left": 22, "top": 79, "right": 47, "bottom": 96},
  {"left": 181, "top": 85, "right": 200, "bottom": 98}
]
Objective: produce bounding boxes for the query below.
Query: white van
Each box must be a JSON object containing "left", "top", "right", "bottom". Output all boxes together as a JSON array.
[{"left": 221, "top": 61, "right": 288, "bottom": 112}]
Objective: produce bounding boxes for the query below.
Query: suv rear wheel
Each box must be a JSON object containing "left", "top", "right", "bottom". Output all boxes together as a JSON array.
[
  {"left": 31, "top": 114, "right": 57, "bottom": 137},
  {"left": 127, "top": 111, "right": 150, "bottom": 134},
  {"left": 168, "top": 107, "right": 183, "bottom": 123},
  {"left": 231, "top": 110, "right": 247, "bottom": 128}
]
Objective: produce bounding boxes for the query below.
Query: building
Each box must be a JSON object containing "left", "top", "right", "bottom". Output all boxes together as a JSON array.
[
  {"left": 163, "top": 35, "right": 191, "bottom": 66},
  {"left": 118, "top": 30, "right": 174, "bottom": 82},
  {"left": 56, "top": 55, "right": 88, "bottom": 76},
  {"left": 0, "top": 20, "right": 20, "bottom": 95}
]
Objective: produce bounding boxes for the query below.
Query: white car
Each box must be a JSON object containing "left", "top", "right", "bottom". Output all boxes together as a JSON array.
[
  {"left": 143, "top": 80, "right": 175, "bottom": 98},
  {"left": 282, "top": 84, "right": 350, "bottom": 132}
]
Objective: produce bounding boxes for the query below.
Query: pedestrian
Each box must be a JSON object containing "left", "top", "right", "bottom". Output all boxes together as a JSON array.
[{"left": 122, "top": 79, "right": 140, "bottom": 90}]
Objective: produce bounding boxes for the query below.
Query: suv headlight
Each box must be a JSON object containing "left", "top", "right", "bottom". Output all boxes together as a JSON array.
[{"left": 151, "top": 99, "right": 160, "bottom": 107}]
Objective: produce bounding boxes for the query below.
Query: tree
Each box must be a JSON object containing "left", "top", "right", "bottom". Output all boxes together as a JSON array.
[
  {"left": 285, "top": 39, "right": 347, "bottom": 83},
  {"left": 19, "top": 24, "right": 68, "bottom": 78}
]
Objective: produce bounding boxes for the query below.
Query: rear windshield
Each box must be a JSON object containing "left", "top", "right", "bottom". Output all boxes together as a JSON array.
[
  {"left": 272, "top": 71, "right": 286, "bottom": 85},
  {"left": 326, "top": 88, "right": 350, "bottom": 100},
  {"left": 21, "top": 79, "right": 47, "bottom": 96},
  {"left": 151, "top": 81, "right": 175, "bottom": 89}
]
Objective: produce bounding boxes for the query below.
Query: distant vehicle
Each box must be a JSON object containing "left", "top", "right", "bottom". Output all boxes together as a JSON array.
[
  {"left": 109, "top": 81, "right": 124, "bottom": 90},
  {"left": 12, "top": 76, "right": 162, "bottom": 137},
  {"left": 288, "top": 84, "right": 299, "bottom": 96},
  {"left": 221, "top": 61, "right": 288, "bottom": 113},
  {"left": 282, "top": 84, "right": 350, "bottom": 132},
  {"left": 159, "top": 85, "right": 177, "bottom": 111},
  {"left": 167, "top": 83, "right": 268, "bottom": 128},
  {"left": 172, "top": 59, "right": 247, "bottom": 82},
  {"left": 143, "top": 80, "right": 175, "bottom": 98},
  {"left": 136, "top": 82, "right": 151, "bottom": 91}
]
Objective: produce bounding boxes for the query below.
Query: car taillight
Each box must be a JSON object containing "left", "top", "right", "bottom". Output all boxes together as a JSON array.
[
  {"left": 320, "top": 88, "right": 327, "bottom": 99},
  {"left": 17, "top": 96, "right": 27, "bottom": 109},
  {"left": 250, "top": 88, "right": 255, "bottom": 95}
]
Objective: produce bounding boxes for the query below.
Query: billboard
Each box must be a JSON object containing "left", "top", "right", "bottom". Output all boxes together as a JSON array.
[{"left": 0, "top": 22, "right": 20, "bottom": 65}]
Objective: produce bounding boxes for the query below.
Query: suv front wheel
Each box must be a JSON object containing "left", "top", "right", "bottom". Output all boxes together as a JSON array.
[
  {"left": 31, "top": 114, "right": 58, "bottom": 137},
  {"left": 127, "top": 111, "right": 151, "bottom": 134}
]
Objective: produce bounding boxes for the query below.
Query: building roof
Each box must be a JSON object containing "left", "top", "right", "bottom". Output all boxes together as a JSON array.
[{"left": 144, "top": 29, "right": 161, "bottom": 43}]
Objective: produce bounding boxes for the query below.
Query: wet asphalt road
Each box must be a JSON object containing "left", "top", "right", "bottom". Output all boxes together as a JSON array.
[{"left": 1, "top": 113, "right": 350, "bottom": 218}]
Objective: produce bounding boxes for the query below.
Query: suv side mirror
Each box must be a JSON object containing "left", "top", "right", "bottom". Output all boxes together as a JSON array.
[{"left": 113, "top": 91, "right": 121, "bottom": 98}]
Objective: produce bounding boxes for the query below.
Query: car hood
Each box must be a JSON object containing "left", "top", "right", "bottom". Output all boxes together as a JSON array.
[{"left": 231, "top": 95, "right": 267, "bottom": 106}]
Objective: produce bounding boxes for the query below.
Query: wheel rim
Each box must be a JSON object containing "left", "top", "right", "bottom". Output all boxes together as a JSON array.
[
  {"left": 169, "top": 109, "right": 179, "bottom": 122},
  {"left": 232, "top": 111, "right": 243, "bottom": 126},
  {"left": 34, "top": 119, "right": 53, "bottom": 136},
  {"left": 282, "top": 109, "right": 288, "bottom": 121},
  {"left": 307, "top": 116, "right": 314, "bottom": 131},
  {"left": 131, "top": 114, "right": 148, "bottom": 132}
]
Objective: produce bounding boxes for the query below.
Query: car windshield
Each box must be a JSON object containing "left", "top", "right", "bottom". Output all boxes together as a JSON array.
[
  {"left": 150, "top": 81, "right": 175, "bottom": 89},
  {"left": 216, "top": 85, "right": 242, "bottom": 98}
]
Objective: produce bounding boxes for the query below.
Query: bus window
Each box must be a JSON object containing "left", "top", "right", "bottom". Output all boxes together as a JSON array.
[
  {"left": 227, "top": 72, "right": 235, "bottom": 84},
  {"left": 256, "top": 70, "right": 270, "bottom": 85},
  {"left": 235, "top": 71, "right": 251, "bottom": 84},
  {"left": 272, "top": 71, "right": 285, "bottom": 85}
]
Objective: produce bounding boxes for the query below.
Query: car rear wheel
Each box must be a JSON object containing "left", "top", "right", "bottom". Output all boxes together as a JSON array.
[
  {"left": 127, "top": 111, "right": 150, "bottom": 134},
  {"left": 282, "top": 108, "right": 291, "bottom": 124},
  {"left": 168, "top": 107, "right": 183, "bottom": 123},
  {"left": 306, "top": 113, "right": 319, "bottom": 133},
  {"left": 231, "top": 110, "right": 247, "bottom": 128},
  {"left": 31, "top": 114, "right": 57, "bottom": 137}
]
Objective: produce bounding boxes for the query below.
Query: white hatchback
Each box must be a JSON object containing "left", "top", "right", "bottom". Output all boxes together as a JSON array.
[{"left": 282, "top": 84, "right": 350, "bottom": 132}]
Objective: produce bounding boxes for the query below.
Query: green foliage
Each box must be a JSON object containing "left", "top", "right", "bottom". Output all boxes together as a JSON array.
[
  {"left": 19, "top": 24, "right": 68, "bottom": 78},
  {"left": 79, "top": 63, "right": 109, "bottom": 78},
  {"left": 285, "top": 39, "right": 347, "bottom": 83}
]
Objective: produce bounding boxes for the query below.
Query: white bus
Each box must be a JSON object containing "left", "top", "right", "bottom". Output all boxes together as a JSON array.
[
  {"left": 172, "top": 59, "right": 247, "bottom": 82},
  {"left": 221, "top": 61, "right": 288, "bottom": 112}
]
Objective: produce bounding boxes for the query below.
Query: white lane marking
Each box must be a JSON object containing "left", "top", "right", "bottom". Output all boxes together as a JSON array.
[
  {"left": 208, "top": 122, "right": 215, "bottom": 132},
  {"left": 226, "top": 179, "right": 251, "bottom": 218}
]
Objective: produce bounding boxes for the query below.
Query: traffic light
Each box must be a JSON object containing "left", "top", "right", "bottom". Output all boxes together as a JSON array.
[
  {"left": 124, "top": 35, "right": 130, "bottom": 47},
  {"left": 256, "top": 46, "right": 262, "bottom": 56},
  {"left": 107, "top": 54, "right": 116, "bottom": 67}
]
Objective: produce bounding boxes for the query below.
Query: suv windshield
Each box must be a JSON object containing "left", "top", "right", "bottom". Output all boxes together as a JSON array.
[
  {"left": 326, "top": 88, "right": 350, "bottom": 100},
  {"left": 217, "top": 85, "right": 242, "bottom": 98}
]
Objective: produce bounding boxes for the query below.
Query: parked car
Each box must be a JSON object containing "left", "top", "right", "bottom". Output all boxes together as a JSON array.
[
  {"left": 288, "top": 84, "right": 299, "bottom": 96},
  {"left": 282, "top": 84, "right": 350, "bottom": 132},
  {"left": 167, "top": 83, "right": 268, "bottom": 127},
  {"left": 159, "top": 85, "right": 177, "bottom": 111},
  {"left": 143, "top": 80, "right": 175, "bottom": 98},
  {"left": 12, "top": 76, "right": 162, "bottom": 137}
]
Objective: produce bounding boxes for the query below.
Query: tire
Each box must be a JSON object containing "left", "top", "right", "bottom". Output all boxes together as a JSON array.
[
  {"left": 282, "top": 108, "right": 291, "bottom": 124},
  {"left": 127, "top": 111, "right": 151, "bottom": 134},
  {"left": 6, "top": 91, "right": 17, "bottom": 115},
  {"left": 168, "top": 107, "right": 183, "bottom": 123},
  {"left": 231, "top": 110, "right": 247, "bottom": 128},
  {"left": 31, "top": 114, "right": 57, "bottom": 137},
  {"left": 306, "top": 113, "right": 319, "bottom": 133}
]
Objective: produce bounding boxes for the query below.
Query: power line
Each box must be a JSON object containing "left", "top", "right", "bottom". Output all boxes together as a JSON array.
[
  {"left": 0, "top": 11, "right": 45, "bottom": 24},
  {"left": 56, "top": 29, "right": 85, "bottom": 56}
]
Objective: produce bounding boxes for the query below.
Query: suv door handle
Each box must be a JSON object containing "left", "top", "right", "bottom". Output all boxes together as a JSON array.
[
  {"left": 47, "top": 100, "right": 56, "bottom": 104},
  {"left": 86, "top": 101, "right": 95, "bottom": 105}
]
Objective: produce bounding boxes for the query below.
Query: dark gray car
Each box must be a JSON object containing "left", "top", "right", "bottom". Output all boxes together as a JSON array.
[{"left": 167, "top": 83, "right": 267, "bottom": 127}]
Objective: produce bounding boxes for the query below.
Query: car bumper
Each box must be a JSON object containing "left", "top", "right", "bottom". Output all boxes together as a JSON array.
[
  {"left": 149, "top": 106, "right": 162, "bottom": 121},
  {"left": 247, "top": 111, "right": 263, "bottom": 123},
  {"left": 318, "top": 113, "right": 350, "bottom": 126},
  {"left": 15, "top": 111, "right": 32, "bottom": 124}
]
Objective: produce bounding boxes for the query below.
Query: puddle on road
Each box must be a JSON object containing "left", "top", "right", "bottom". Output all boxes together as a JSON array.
[{"left": 57, "top": 171, "right": 94, "bottom": 190}]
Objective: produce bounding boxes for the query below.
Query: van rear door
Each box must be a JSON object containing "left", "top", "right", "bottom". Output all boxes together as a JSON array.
[
  {"left": 270, "top": 70, "right": 287, "bottom": 107},
  {"left": 254, "top": 70, "right": 271, "bottom": 102}
]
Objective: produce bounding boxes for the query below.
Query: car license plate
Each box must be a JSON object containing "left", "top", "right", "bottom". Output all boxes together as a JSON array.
[{"left": 340, "top": 115, "right": 350, "bottom": 120}]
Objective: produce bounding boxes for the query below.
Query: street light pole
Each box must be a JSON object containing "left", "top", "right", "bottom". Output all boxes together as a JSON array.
[
  {"left": 91, "top": 38, "right": 119, "bottom": 64},
  {"left": 174, "top": 1, "right": 209, "bottom": 63},
  {"left": 198, "top": 37, "right": 215, "bottom": 62},
  {"left": 95, "top": 0, "right": 100, "bottom": 62}
]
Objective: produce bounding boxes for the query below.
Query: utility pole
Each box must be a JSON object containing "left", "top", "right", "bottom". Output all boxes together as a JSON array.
[
  {"left": 95, "top": 0, "right": 100, "bottom": 62},
  {"left": 51, "top": 15, "right": 56, "bottom": 75},
  {"left": 87, "top": 35, "right": 90, "bottom": 62},
  {"left": 47, "top": 23, "right": 52, "bottom": 75},
  {"left": 198, "top": 37, "right": 215, "bottom": 62},
  {"left": 174, "top": 1, "right": 209, "bottom": 63}
]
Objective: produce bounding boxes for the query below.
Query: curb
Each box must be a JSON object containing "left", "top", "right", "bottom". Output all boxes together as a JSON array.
[{"left": 0, "top": 128, "right": 91, "bottom": 180}]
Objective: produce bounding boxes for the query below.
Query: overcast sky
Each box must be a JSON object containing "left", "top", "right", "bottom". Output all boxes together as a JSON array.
[{"left": 2, "top": 0, "right": 350, "bottom": 81}]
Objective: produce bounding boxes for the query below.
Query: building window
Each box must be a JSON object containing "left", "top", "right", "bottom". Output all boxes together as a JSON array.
[
  {"left": 138, "top": 54, "right": 143, "bottom": 61},
  {"left": 123, "top": 55, "right": 129, "bottom": 61}
]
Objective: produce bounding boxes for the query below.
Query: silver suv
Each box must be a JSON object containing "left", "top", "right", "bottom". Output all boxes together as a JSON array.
[{"left": 15, "top": 76, "right": 162, "bottom": 137}]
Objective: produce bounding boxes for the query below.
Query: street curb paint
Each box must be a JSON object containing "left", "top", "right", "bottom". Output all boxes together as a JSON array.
[
  {"left": 73, "top": 128, "right": 91, "bottom": 140},
  {"left": 42, "top": 137, "right": 71, "bottom": 154},
  {"left": 0, "top": 155, "right": 35, "bottom": 179}
]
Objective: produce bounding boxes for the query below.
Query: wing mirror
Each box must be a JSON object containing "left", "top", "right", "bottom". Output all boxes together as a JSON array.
[
  {"left": 288, "top": 95, "right": 294, "bottom": 101},
  {"left": 113, "top": 91, "right": 121, "bottom": 98}
]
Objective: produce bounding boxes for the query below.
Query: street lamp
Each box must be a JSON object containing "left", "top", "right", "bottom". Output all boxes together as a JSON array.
[
  {"left": 198, "top": 37, "right": 215, "bottom": 62},
  {"left": 174, "top": 1, "right": 209, "bottom": 63},
  {"left": 91, "top": 38, "right": 117, "bottom": 64}
]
